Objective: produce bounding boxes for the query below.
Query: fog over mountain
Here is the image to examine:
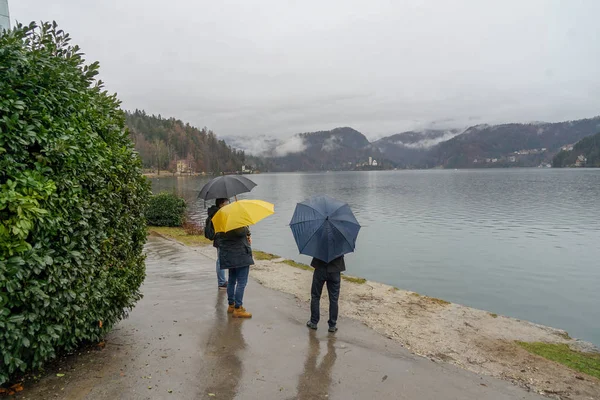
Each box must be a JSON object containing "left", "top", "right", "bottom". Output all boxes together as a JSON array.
[{"left": 227, "top": 116, "right": 600, "bottom": 171}]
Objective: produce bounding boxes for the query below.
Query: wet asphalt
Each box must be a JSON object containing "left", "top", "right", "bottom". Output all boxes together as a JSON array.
[{"left": 15, "top": 236, "right": 544, "bottom": 400}]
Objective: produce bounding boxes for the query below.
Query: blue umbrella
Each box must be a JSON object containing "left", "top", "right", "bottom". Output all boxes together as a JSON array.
[{"left": 289, "top": 195, "right": 361, "bottom": 263}]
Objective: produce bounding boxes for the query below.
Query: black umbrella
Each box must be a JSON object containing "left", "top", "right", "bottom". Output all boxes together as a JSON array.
[{"left": 198, "top": 175, "right": 257, "bottom": 201}]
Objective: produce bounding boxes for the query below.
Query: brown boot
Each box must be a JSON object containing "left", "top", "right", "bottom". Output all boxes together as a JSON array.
[
  {"left": 233, "top": 306, "right": 252, "bottom": 318},
  {"left": 227, "top": 304, "right": 235, "bottom": 314}
]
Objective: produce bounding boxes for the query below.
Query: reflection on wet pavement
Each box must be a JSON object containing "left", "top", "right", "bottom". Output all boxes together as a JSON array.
[
  {"left": 297, "top": 331, "right": 337, "bottom": 400},
  {"left": 203, "top": 292, "right": 246, "bottom": 399}
]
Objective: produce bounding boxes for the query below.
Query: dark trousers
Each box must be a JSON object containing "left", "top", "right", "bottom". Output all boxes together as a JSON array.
[{"left": 310, "top": 267, "right": 341, "bottom": 328}]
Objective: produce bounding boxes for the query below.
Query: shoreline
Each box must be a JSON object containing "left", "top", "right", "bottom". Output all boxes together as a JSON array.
[
  {"left": 143, "top": 168, "right": 600, "bottom": 177},
  {"left": 148, "top": 228, "right": 600, "bottom": 399},
  {"left": 142, "top": 172, "right": 205, "bottom": 178}
]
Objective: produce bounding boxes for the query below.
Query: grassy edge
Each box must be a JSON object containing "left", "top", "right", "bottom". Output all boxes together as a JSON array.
[
  {"left": 148, "top": 226, "right": 212, "bottom": 246},
  {"left": 410, "top": 292, "right": 451, "bottom": 306},
  {"left": 281, "top": 259, "right": 312, "bottom": 271},
  {"left": 253, "top": 250, "right": 280, "bottom": 261},
  {"left": 516, "top": 342, "right": 600, "bottom": 380},
  {"left": 278, "top": 259, "right": 367, "bottom": 284},
  {"left": 341, "top": 275, "right": 367, "bottom": 284}
]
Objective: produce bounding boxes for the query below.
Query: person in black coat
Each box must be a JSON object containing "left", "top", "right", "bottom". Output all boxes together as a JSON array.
[
  {"left": 216, "top": 226, "right": 254, "bottom": 318},
  {"left": 206, "top": 198, "right": 229, "bottom": 289},
  {"left": 306, "top": 255, "right": 345, "bottom": 332}
]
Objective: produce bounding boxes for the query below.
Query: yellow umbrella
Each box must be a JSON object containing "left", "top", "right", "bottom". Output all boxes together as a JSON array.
[{"left": 212, "top": 200, "right": 275, "bottom": 233}]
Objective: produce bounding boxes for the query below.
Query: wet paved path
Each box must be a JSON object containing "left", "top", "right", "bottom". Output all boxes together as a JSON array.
[{"left": 17, "top": 236, "right": 543, "bottom": 399}]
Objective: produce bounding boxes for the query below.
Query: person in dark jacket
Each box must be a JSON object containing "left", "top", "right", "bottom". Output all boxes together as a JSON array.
[
  {"left": 216, "top": 226, "right": 254, "bottom": 318},
  {"left": 206, "top": 198, "right": 230, "bottom": 289},
  {"left": 306, "top": 256, "right": 345, "bottom": 332}
]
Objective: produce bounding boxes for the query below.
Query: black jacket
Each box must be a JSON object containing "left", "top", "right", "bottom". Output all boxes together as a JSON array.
[
  {"left": 311, "top": 256, "right": 346, "bottom": 273},
  {"left": 206, "top": 205, "right": 219, "bottom": 248},
  {"left": 216, "top": 226, "right": 254, "bottom": 269}
]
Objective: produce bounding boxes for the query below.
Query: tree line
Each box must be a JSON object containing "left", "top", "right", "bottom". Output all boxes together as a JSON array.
[{"left": 126, "top": 110, "right": 246, "bottom": 174}]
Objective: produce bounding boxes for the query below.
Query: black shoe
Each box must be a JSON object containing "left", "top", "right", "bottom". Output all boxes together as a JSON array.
[
  {"left": 306, "top": 321, "right": 318, "bottom": 330},
  {"left": 328, "top": 326, "right": 338, "bottom": 333},
  {"left": 218, "top": 283, "right": 228, "bottom": 290}
]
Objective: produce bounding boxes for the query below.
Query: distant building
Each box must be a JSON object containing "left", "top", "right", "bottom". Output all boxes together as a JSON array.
[
  {"left": 561, "top": 144, "right": 574, "bottom": 151},
  {"left": 372, "top": 159, "right": 378, "bottom": 166},
  {"left": 0, "top": 0, "right": 9, "bottom": 32},
  {"left": 509, "top": 156, "right": 516, "bottom": 163},
  {"left": 176, "top": 160, "right": 189, "bottom": 174},
  {"left": 473, "top": 158, "right": 479, "bottom": 164},
  {"left": 575, "top": 155, "right": 587, "bottom": 167},
  {"left": 368, "top": 156, "right": 373, "bottom": 166},
  {"left": 541, "top": 148, "right": 547, "bottom": 152},
  {"left": 491, "top": 158, "right": 498, "bottom": 163},
  {"left": 485, "top": 158, "right": 491, "bottom": 163}
]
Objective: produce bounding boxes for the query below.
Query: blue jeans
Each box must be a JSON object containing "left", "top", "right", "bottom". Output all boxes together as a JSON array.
[
  {"left": 216, "top": 251, "right": 227, "bottom": 286},
  {"left": 227, "top": 266, "right": 250, "bottom": 308}
]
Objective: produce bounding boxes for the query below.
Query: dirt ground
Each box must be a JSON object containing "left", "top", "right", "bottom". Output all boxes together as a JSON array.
[{"left": 193, "top": 245, "right": 600, "bottom": 400}]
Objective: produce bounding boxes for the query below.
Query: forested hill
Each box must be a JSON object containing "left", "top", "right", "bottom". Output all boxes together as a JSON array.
[
  {"left": 126, "top": 110, "right": 246, "bottom": 173},
  {"left": 553, "top": 132, "right": 600, "bottom": 167},
  {"left": 428, "top": 118, "right": 600, "bottom": 168}
]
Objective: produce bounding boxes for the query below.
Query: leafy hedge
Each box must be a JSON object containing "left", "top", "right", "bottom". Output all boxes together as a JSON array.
[
  {"left": 146, "top": 192, "right": 187, "bottom": 227},
  {"left": 0, "top": 22, "right": 150, "bottom": 384}
]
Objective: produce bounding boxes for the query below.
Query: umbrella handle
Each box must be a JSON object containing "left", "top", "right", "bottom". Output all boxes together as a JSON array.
[{"left": 235, "top": 195, "right": 238, "bottom": 202}]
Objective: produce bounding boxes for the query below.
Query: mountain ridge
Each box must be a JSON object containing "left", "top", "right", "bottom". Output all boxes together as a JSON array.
[{"left": 224, "top": 116, "right": 600, "bottom": 171}]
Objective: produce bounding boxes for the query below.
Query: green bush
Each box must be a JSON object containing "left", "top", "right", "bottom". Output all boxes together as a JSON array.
[
  {"left": 146, "top": 192, "right": 187, "bottom": 227},
  {"left": 0, "top": 22, "right": 150, "bottom": 384}
]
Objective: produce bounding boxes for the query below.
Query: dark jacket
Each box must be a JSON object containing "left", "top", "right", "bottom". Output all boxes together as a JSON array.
[
  {"left": 206, "top": 205, "right": 219, "bottom": 248},
  {"left": 216, "top": 226, "right": 254, "bottom": 269},
  {"left": 311, "top": 256, "right": 346, "bottom": 273}
]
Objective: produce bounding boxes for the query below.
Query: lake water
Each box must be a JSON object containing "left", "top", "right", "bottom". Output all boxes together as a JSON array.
[{"left": 151, "top": 169, "right": 600, "bottom": 346}]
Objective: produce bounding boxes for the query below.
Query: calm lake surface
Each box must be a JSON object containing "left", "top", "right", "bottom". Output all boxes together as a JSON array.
[{"left": 151, "top": 169, "right": 600, "bottom": 346}]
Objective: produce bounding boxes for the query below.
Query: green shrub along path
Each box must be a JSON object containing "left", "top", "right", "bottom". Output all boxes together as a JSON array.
[
  {"left": 146, "top": 192, "right": 186, "bottom": 227},
  {"left": 0, "top": 22, "right": 150, "bottom": 384}
]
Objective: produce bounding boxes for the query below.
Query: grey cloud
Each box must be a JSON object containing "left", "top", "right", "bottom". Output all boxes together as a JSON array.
[
  {"left": 321, "top": 135, "right": 342, "bottom": 152},
  {"left": 273, "top": 136, "right": 307, "bottom": 157},
  {"left": 10, "top": 0, "right": 600, "bottom": 139},
  {"left": 393, "top": 131, "right": 464, "bottom": 149}
]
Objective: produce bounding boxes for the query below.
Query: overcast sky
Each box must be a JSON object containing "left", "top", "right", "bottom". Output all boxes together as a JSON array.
[{"left": 10, "top": 0, "right": 600, "bottom": 139}]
